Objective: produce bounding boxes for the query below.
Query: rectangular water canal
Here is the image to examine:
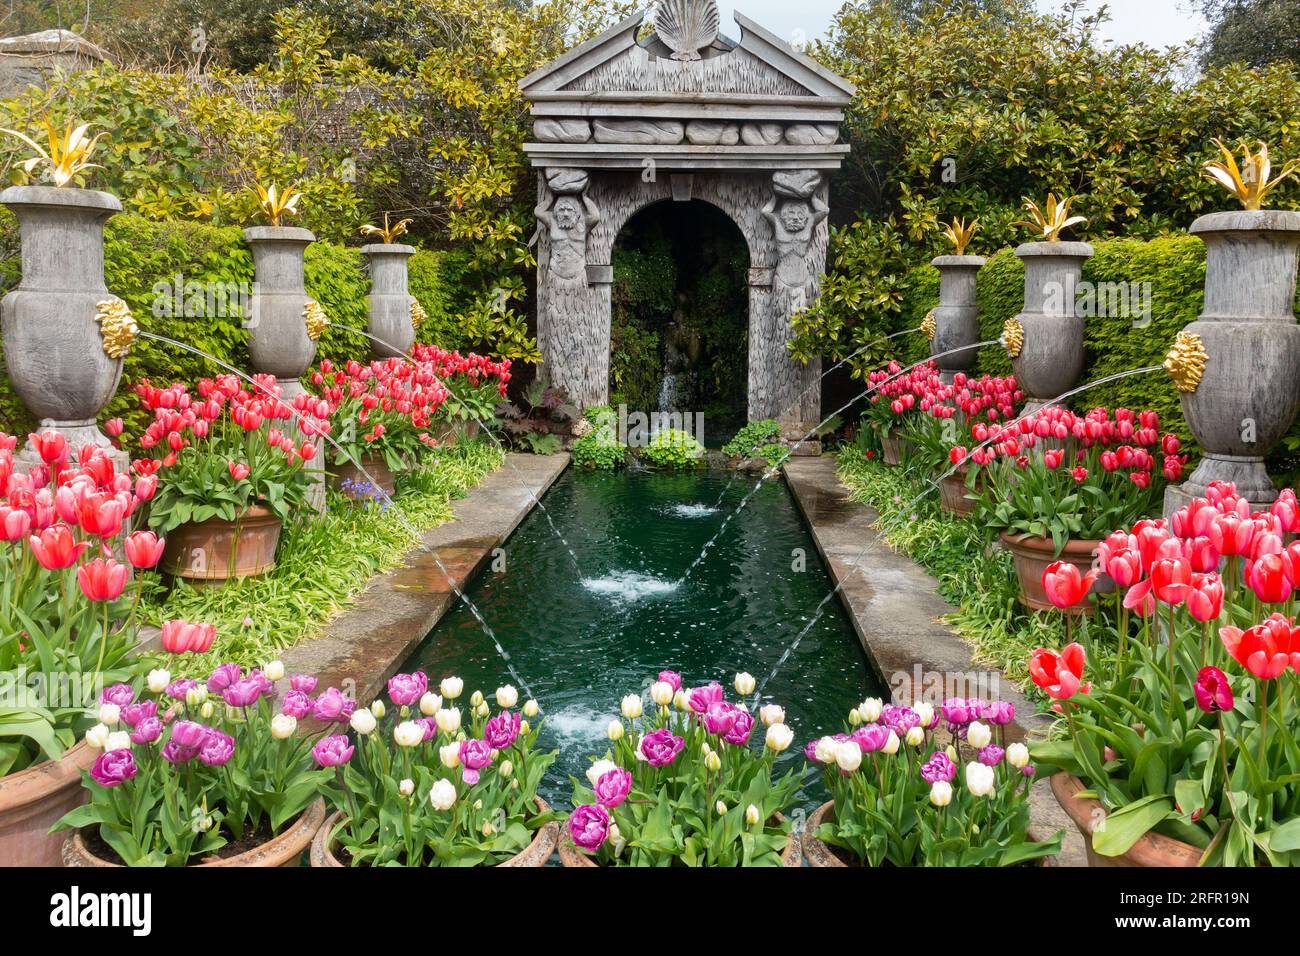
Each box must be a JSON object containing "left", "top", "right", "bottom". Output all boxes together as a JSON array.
[{"left": 403, "top": 468, "right": 883, "bottom": 809}]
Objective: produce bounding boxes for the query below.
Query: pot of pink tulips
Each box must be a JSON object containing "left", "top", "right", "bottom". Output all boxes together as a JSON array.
[
  {"left": 55, "top": 658, "right": 332, "bottom": 866},
  {"left": 1031, "top": 481, "right": 1300, "bottom": 866},
  {"left": 309, "top": 672, "right": 559, "bottom": 867},
  {"left": 561, "top": 670, "right": 802, "bottom": 867},
  {"left": 802, "top": 697, "right": 1061, "bottom": 867},
  {"left": 0, "top": 430, "right": 159, "bottom": 866}
]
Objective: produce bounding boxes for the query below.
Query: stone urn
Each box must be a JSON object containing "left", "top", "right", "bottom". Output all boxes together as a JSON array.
[
  {"left": 1165, "top": 210, "right": 1300, "bottom": 512},
  {"left": 1010, "top": 242, "right": 1094, "bottom": 411},
  {"left": 362, "top": 243, "right": 417, "bottom": 358},
  {"left": 0, "top": 185, "right": 127, "bottom": 466},
  {"left": 930, "top": 254, "right": 986, "bottom": 381}
]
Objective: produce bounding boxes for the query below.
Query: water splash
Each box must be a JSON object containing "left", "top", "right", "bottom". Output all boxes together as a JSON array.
[
  {"left": 581, "top": 571, "right": 680, "bottom": 603},
  {"left": 665, "top": 503, "right": 720, "bottom": 518}
]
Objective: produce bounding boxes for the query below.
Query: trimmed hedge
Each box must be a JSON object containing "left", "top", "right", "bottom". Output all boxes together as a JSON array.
[{"left": 0, "top": 213, "right": 453, "bottom": 439}]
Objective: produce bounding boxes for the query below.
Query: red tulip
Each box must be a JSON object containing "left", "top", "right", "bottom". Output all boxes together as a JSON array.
[
  {"left": 1184, "top": 536, "right": 1220, "bottom": 574},
  {"left": 124, "top": 530, "right": 166, "bottom": 570},
  {"left": 1247, "top": 552, "right": 1294, "bottom": 605},
  {"left": 104, "top": 418, "right": 124, "bottom": 439},
  {"left": 78, "top": 493, "right": 125, "bottom": 539},
  {"left": 1221, "top": 614, "right": 1300, "bottom": 680},
  {"left": 135, "top": 474, "right": 157, "bottom": 502},
  {"left": 1210, "top": 514, "right": 1255, "bottom": 558},
  {"left": 1123, "top": 579, "right": 1157, "bottom": 618},
  {"left": 0, "top": 505, "right": 31, "bottom": 542},
  {"left": 160, "top": 619, "right": 216, "bottom": 654},
  {"left": 1106, "top": 549, "right": 1144, "bottom": 588},
  {"left": 1272, "top": 489, "right": 1299, "bottom": 533},
  {"left": 28, "top": 431, "right": 68, "bottom": 464},
  {"left": 1042, "top": 560, "right": 1100, "bottom": 609},
  {"left": 1135, "top": 522, "right": 1173, "bottom": 572},
  {"left": 228, "top": 461, "right": 251, "bottom": 482},
  {"left": 1194, "top": 666, "right": 1234, "bottom": 713},
  {"left": 76, "top": 558, "right": 129, "bottom": 602},
  {"left": 1029, "top": 643, "right": 1087, "bottom": 700},
  {"left": 1150, "top": 556, "right": 1193, "bottom": 605},
  {"left": 1186, "top": 574, "right": 1225, "bottom": 623},
  {"left": 28, "top": 525, "right": 89, "bottom": 570}
]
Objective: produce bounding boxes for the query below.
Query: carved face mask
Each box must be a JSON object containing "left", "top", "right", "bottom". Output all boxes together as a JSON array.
[
  {"left": 554, "top": 198, "right": 581, "bottom": 229},
  {"left": 780, "top": 202, "right": 809, "bottom": 231}
]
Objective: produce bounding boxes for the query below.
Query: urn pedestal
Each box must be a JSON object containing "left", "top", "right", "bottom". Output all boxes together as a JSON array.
[
  {"left": 243, "top": 226, "right": 325, "bottom": 510},
  {"left": 0, "top": 186, "right": 126, "bottom": 466},
  {"left": 930, "top": 254, "right": 986, "bottom": 383},
  {"left": 361, "top": 243, "right": 417, "bottom": 359},
  {"left": 1165, "top": 211, "right": 1300, "bottom": 513},
  {"left": 1010, "top": 241, "right": 1094, "bottom": 413}
]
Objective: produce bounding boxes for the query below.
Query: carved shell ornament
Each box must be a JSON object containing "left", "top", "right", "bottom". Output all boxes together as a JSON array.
[
  {"left": 304, "top": 300, "right": 329, "bottom": 342},
  {"left": 921, "top": 311, "right": 937, "bottom": 342},
  {"left": 1001, "top": 318, "right": 1024, "bottom": 359},
  {"left": 655, "top": 0, "right": 721, "bottom": 62},
  {"left": 96, "top": 298, "right": 137, "bottom": 359},
  {"left": 1165, "top": 331, "right": 1208, "bottom": 394},
  {"left": 410, "top": 298, "right": 428, "bottom": 333}
]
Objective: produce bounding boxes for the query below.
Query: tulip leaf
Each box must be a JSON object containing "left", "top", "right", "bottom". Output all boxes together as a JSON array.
[
  {"left": 1174, "top": 778, "right": 1205, "bottom": 823},
  {"left": 1267, "top": 817, "right": 1300, "bottom": 853},
  {"left": 1091, "top": 794, "right": 1172, "bottom": 857}
]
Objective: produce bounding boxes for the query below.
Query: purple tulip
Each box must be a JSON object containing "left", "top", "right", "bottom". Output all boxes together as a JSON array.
[
  {"left": 1021, "top": 764, "right": 1036, "bottom": 778},
  {"left": 639, "top": 727, "right": 684, "bottom": 767},
  {"left": 387, "top": 671, "right": 428, "bottom": 708},
  {"left": 248, "top": 669, "right": 276, "bottom": 698},
  {"left": 920, "top": 751, "right": 957, "bottom": 784},
  {"left": 723, "top": 708, "right": 755, "bottom": 747},
  {"left": 594, "top": 767, "right": 632, "bottom": 809},
  {"left": 90, "top": 749, "right": 137, "bottom": 788},
  {"left": 852, "top": 723, "right": 891, "bottom": 754},
  {"left": 100, "top": 683, "right": 135, "bottom": 707},
  {"left": 170, "top": 720, "right": 209, "bottom": 749},
  {"left": 978, "top": 745, "right": 1005, "bottom": 767},
  {"left": 568, "top": 804, "right": 610, "bottom": 852},
  {"left": 129, "top": 716, "right": 163, "bottom": 745},
  {"left": 312, "top": 734, "right": 354, "bottom": 768},
  {"left": 162, "top": 741, "right": 199, "bottom": 764},
  {"left": 703, "top": 702, "right": 737, "bottom": 737},
  {"left": 199, "top": 730, "right": 236, "bottom": 766},
  {"left": 120, "top": 700, "right": 157, "bottom": 728},
  {"left": 981, "top": 700, "right": 1015, "bottom": 726},
  {"left": 290, "top": 674, "right": 318, "bottom": 694},
  {"left": 484, "top": 711, "right": 521, "bottom": 750},
  {"left": 882, "top": 705, "right": 920, "bottom": 737},
  {"left": 458, "top": 738, "right": 494, "bottom": 785},
  {"left": 206, "top": 663, "right": 242, "bottom": 694},
  {"left": 688, "top": 682, "right": 724, "bottom": 715},
  {"left": 312, "top": 686, "right": 350, "bottom": 722},
  {"left": 222, "top": 678, "right": 265, "bottom": 708},
  {"left": 165, "top": 678, "right": 198, "bottom": 702},
  {"left": 941, "top": 697, "right": 986, "bottom": 729},
  {"left": 657, "top": 670, "right": 682, "bottom": 693},
  {"left": 281, "top": 690, "right": 314, "bottom": 719},
  {"left": 804, "top": 739, "right": 821, "bottom": 762}
]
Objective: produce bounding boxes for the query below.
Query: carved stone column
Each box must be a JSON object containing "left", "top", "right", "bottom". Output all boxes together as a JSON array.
[{"left": 930, "top": 254, "right": 986, "bottom": 383}]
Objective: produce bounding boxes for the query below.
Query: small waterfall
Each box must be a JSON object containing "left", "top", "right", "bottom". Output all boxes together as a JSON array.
[{"left": 658, "top": 372, "right": 681, "bottom": 413}]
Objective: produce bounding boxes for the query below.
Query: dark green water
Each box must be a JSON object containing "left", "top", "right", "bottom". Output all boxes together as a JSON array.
[{"left": 404, "top": 469, "right": 882, "bottom": 809}]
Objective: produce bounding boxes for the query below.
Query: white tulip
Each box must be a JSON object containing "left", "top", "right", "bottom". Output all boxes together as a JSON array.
[
  {"left": 700, "top": 741, "right": 712, "bottom": 756},
  {"left": 835, "top": 740, "right": 863, "bottom": 773},
  {"left": 705, "top": 751, "right": 721, "bottom": 772},
  {"left": 271, "top": 714, "right": 297, "bottom": 740},
  {"left": 965, "top": 762, "right": 996, "bottom": 798},
  {"left": 946, "top": 745, "right": 959, "bottom": 762},
  {"left": 859, "top": 697, "right": 884, "bottom": 723},
  {"left": 394, "top": 720, "right": 424, "bottom": 748},
  {"left": 522, "top": 699, "right": 539, "bottom": 718},
  {"left": 586, "top": 759, "right": 617, "bottom": 788},
  {"left": 930, "top": 781, "right": 954, "bottom": 807},
  {"left": 882, "top": 731, "right": 901, "bottom": 756},
  {"left": 201, "top": 702, "right": 216, "bottom": 720},
  {"left": 765, "top": 723, "right": 794, "bottom": 753},
  {"left": 470, "top": 690, "right": 484, "bottom": 708},
  {"left": 495, "top": 685, "right": 518, "bottom": 709},
  {"left": 814, "top": 736, "right": 840, "bottom": 765},
  {"left": 84, "top": 723, "right": 110, "bottom": 750},
  {"left": 673, "top": 689, "right": 690, "bottom": 712},
  {"left": 435, "top": 707, "right": 461, "bottom": 735},
  {"left": 905, "top": 726, "right": 925, "bottom": 748},
  {"left": 649, "top": 681, "right": 674, "bottom": 707},
  {"left": 609, "top": 822, "right": 626, "bottom": 858},
  {"left": 263, "top": 660, "right": 285, "bottom": 682},
  {"left": 607, "top": 719, "right": 624, "bottom": 741},
  {"left": 519, "top": 720, "right": 530, "bottom": 736},
  {"left": 439, "top": 743, "right": 461, "bottom": 769},
  {"left": 967, "top": 721, "right": 992, "bottom": 749},
  {"left": 371, "top": 699, "right": 386, "bottom": 719},
  {"left": 759, "top": 704, "right": 785, "bottom": 727},
  {"left": 745, "top": 804, "right": 761, "bottom": 827},
  {"left": 98, "top": 703, "right": 120, "bottom": 727},
  {"left": 1007, "top": 742, "right": 1030, "bottom": 769},
  {"left": 475, "top": 701, "right": 490, "bottom": 718},
  {"left": 349, "top": 708, "right": 377, "bottom": 736},
  {"left": 185, "top": 685, "right": 207, "bottom": 707},
  {"left": 399, "top": 778, "right": 415, "bottom": 798},
  {"left": 419, "top": 692, "right": 442, "bottom": 716},
  {"left": 715, "top": 800, "right": 727, "bottom": 815},
  {"left": 620, "top": 694, "right": 643, "bottom": 719},
  {"left": 440, "top": 676, "right": 463, "bottom": 700},
  {"left": 499, "top": 760, "right": 513, "bottom": 778},
  {"left": 429, "top": 778, "right": 457, "bottom": 811},
  {"left": 913, "top": 701, "right": 935, "bottom": 728},
  {"left": 847, "top": 708, "right": 863, "bottom": 727},
  {"left": 147, "top": 669, "right": 170, "bottom": 694},
  {"left": 104, "top": 731, "right": 132, "bottom": 752},
  {"left": 734, "top": 672, "right": 756, "bottom": 696}
]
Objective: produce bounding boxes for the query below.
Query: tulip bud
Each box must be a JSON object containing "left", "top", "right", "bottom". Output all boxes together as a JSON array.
[
  {"left": 435, "top": 707, "right": 461, "bottom": 735},
  {"left": 440, "top": 676, "right": 463, "bottom": 700},
  {"left": 263, "top": 660, "right": 285, "bottom": 682},
  {"left": 967, "top": 721, "right": 992, "bottom": 749},
  {"left": 147, "top": 669, "right": 171, "bottom": 694},
  {"left": 481, "top": 821, "right": 495, "bottom": 837},
  {"left": 746, "top": 804, "right": 761, "bottom": 827},
  {"left": 271, "top": 714, "right": 297, "bottom": 739},
  {"left": 716, "top": 801, "right": 727, "bottom": 815},
  {"left": 759, "top": 704, "right": 785, "bottom": 727},
  {"left": 946, "top": 745, "right": 958, "bottom": 762},
  {"left": 883, "top": 731, "right": 901, "bottom": 755},
  {"left": 835, "top": 740, "right": 863, "bottom": 773},
  {"left": 439, "top": 743, "right": 461, "bottom": 769},
  {"left": 700, "top": 740, "right": 712, "bottom": 755},
  {"left": 429, "top": 778, "right": 456, "bottom": 811},
  {"left": 674, "top": 689, "right": 690, "bottom": 712},
  {"left": 765, "top": 723, "right": 794, "bottom": 753},
  {"left": 650, "top": 681, "right": 674, "bottom": 707},
  {"left": 371, "top": 699, "right": 386, "bottom": 719},
  {"left": 399, "top": 778, "right": 415, "bottom": 798},
  {"left": 847, "top": 708, "right": 863, "bottom": 727},
  {"left": 734, "top": 672, "right": 756, "bottom": 696},
  {"left": 905, "top": 726, "right": 924, "bottom": 748},
  {"left": 200, "top": 702, "right": 215, "bottom": 720},
  {"left": 705, "top": 750, "right": 721, "bottom": 772},
  {"left": 98, "top": 703, "right": 121, "bottom": 726},
  {"left": 394, "top": 720, "right": 424, "bottom": 748},
  {"left": 859, "top": 698, "right": 883, "bottom": 723},
  {"left": 519, "top": 720, "right": 530, "bottom": 736},
  {"left": 522, "top": 699, "right": 539, "bottom": 718},
  {"left": 186, "top": 686, "right": 207, "bottom": 708},
  {"left": 419, "top": 692, "right": 442, "bottom": 716},
  {"left": 499, "top": 760, "right": 513, "bottom": 778},
  {"left": 1007, "top": 742, "right": 1030, "bottom": 769},
  {"left": 85, "top": 723, "right": 111, "bottom": 750},
  {"left": 475, "top": 701, "right": 490, "bottom": 718},
  {"left": 470, "top": 690, "right": 484, "bottom": 708},
  {"left": 350, "top": 708, "right": 377, "bottom": 735},
  {"left": 620, "top": 694, "right": 643, "bottom": 719},
  {"left": 495, "top": 685, "right": 518, "bottom": 709},
  {"left": 930, "top": 781, "right": 954, "bottom": 807},
  {"left": 607, "top": 719, "right": 624, "bottom": 741},
  {"left": 105, "top": 731, "right": 132, "bottom": 752}
]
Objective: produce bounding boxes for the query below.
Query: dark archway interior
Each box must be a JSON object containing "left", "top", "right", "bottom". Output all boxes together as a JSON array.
[{"left": 610, "top": 199, "right": 749, "bottom": 443}]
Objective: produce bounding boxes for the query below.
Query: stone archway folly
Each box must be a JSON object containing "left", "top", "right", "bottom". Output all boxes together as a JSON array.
[{"left": 521, "top": 2, "right": 855, "bottom": 431}]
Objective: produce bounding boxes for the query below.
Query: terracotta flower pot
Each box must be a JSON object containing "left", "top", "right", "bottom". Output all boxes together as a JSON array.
[
  {"left": 1050, "top": 773, "right": 1202, "bottom": 868},
  {"left": 939, "top": 465, "right": 980, "bottom": 517},
  {"left": 880, "top": 431, "right": 908, "bottom": 466},
  {"left": 0, "top": 742, "right": 97, "bottom": 867},
  {"left": 329, "top": 453, "right": 398, "bottom": 500},
  {"left": 802, "top": 799, "right": 1057, "bottom": 867},
  {"left": 558, "top": 812, "right": 800, "bottom": 867},
  {"left": 310, "top": 797, "right": 557, "bottom": 867},
  {"left": 160, "top": 506, "right": 283, "bottom": 582},
  {"left": 1000, "top": 532, "right": 1103, "bottom": 615},
  {"left": 63, "top": 798, "right": 326, "bottom": 867}
]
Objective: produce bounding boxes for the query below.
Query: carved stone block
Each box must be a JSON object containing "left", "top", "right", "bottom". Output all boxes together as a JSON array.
[
  {"left": 785, "top": 123, "right": 839, "bottom": 146},
  {"left": 592, "top": 119, "right": 685, "bottom": 145},
  {"left": 535, "top": 119, "right": 592, "bottom": 143},
  {"left": 545, "top": 168, "right": 590, "bottom": 195},
  {"left": 685, "top": 120, "right": 740, "bottom": 145},
  {"left": 741, "top": 122, "right": 785, "bottom": 146},
  {"left": 772, "top": 170, "right": 823, "bottom": 200}
]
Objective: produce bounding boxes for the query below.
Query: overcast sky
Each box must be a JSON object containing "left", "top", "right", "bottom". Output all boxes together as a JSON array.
[{"left": 715, "top": 0, "right": 1208, "bottom": 51}]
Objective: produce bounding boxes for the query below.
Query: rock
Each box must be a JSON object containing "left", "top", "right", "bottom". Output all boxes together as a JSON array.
[
  {"left": 741, "top": 122, "right": 785, "bottom": 146},
  {"left": 785, "top": 123, "right": 839, "bottom": 146},
  {"left": 684, "top": 120, "right": 739, "bottom": 145},
  {"left": 534, "top": 119, "right": 591, "bottom": 143},
  {"left": 592, "top": 119, "right": 685, "bottom": 145},
  {"left": 545, "top": 168, "right": 590, "bottom": 194},
  {"left": 772, "top": 170, "right": 824, "bottom": 200}
]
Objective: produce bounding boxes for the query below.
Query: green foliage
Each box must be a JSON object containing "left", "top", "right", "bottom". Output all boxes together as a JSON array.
[
  {"left": 572, "top": 428, "right": 624, "bottom": 471},
  {"left": 722, "top": 420, "right": 781, "bottom": 459},
  {"left": 640, "top": 429, "right": 705, "bottom": 469},
  {"left": 1196, "top": 0, "right": 1300, "bottom": 71}
]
